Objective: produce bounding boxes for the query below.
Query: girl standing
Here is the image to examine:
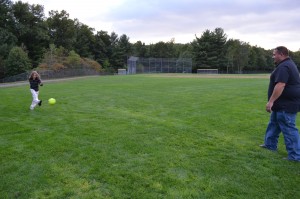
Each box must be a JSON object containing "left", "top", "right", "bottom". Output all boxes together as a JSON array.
[{"left": 29, "top": 71, "right": 43, "bottom": 110}]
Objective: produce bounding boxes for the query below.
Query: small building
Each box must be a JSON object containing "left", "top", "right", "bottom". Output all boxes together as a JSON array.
[{"left": 118, "top": 69, "right": 127, "bottom": 75}]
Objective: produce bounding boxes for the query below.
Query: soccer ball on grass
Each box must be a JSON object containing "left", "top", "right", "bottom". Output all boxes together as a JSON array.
[{"left": 48, "top": 98, "right": 56, "bottom": 105}]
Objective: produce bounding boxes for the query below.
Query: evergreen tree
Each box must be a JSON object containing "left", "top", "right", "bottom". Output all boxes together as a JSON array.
[
  {"left": 74, "top": 20, "right": 95, "bottom": 58},
  {"left": 118, "top": 34, "right": 132, "bottom": 67},
  {"left": 132, "top": 41, "right": 147, "bottom": 57},
  {"left": 93, "top": 30, "right": 110, "bottom": 67},
  {"left": 192, "top": 28, "right": 227, "bottom": 70}
]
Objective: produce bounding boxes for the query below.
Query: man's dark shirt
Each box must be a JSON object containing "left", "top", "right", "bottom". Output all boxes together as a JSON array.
[
  {"left": 268, "top": 57, "right": 300, "bottom": 113},
  {"left": 29, "top": 78, "right": 41, "bottom": 91}
]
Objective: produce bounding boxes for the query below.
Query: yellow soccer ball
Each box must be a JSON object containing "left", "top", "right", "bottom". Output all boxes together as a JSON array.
[{"left": 48, "top": 98, "right": 56, "bottom": 105}]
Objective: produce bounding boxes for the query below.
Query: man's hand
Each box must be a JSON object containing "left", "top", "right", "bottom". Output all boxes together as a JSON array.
[
  {"left": 266, "top": 102, "right": 273, "bottom": 113},
  {"left": 266, "top": 82, "right": 285, "bottom": 113}
]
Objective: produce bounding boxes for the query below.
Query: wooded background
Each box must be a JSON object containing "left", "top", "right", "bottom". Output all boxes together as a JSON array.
[{"left": 1, "top": 0, "right": 300, "bottom": 79}]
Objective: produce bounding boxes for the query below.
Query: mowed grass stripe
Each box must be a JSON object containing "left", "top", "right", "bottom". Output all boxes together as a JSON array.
[{"left": 0, "top": 74, "right": 299, "bottom": 199}]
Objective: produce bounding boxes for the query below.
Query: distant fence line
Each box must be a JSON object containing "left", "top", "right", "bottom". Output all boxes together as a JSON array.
[
  {"left": 0, "top": 69, "right": 110, "bottom": 83},
  {"left": 1, "top": 67, "right": 274, "bottom": 84}
]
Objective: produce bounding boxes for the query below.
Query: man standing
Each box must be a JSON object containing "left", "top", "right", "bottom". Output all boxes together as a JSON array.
[{"left": 260, "top": 46, "right": 300, "bottom": 162}]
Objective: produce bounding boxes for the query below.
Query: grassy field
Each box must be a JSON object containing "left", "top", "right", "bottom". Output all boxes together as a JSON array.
[{"left": 0, "top": 74, "right": 299, "bottom": 199}]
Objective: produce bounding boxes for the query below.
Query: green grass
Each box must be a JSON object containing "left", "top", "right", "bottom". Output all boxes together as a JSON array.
[{"left": 1, "top": 74, "right": 299, "bottom": 199}]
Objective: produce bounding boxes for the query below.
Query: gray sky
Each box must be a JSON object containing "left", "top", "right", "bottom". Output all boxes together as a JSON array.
[{"left": 17, "top": 0, "right": 300, "bottom": 51}]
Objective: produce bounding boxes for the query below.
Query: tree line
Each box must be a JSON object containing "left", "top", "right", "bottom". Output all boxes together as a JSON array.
[{"left": 1, "top": 0, "right": 300, "bottom": 79}]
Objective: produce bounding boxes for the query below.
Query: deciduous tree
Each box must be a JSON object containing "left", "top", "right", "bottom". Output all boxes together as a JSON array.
[
  {"left": 5, "top": 46, "right": 31, "bottom": 76},
  {"left": 47, "top": 10, "right": 76, "bottom": 51},
  {"left": 12, "top": 1, "right": 49, "bottom": 66}
]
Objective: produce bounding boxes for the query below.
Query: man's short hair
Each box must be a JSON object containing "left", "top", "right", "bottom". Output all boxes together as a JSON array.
[{"left": 275, "top": 46, "right": 289, "bottom": 56}]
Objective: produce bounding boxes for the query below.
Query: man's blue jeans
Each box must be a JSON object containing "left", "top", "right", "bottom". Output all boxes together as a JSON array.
[{"left": 264, "top": 111, "right": 300, "bottom": 161}]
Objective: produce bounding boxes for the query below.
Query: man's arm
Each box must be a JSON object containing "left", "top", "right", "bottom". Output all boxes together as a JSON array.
[{"left": 266, "top": 82, "right": 286, "bottom": 112}]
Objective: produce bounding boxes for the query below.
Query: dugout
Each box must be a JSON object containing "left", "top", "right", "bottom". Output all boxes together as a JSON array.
[
  {"left": 197, "top": 69, "right": 218, "bottom": 74},
  {"left": 118, "top": 69, "right": 127, "bottom": 75}
]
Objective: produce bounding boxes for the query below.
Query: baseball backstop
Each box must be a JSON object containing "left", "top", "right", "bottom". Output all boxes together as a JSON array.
[{"left": 127, "top": 57, "right": 192, "bottom": 74}]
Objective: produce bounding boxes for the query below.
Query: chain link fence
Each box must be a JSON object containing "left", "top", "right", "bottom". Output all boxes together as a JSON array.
[
  {"left": 0, "top": 68, "right": 112, "bottom": 83},
  {"left": 127, "top": 57, "right": 192, "bottom": 74}
]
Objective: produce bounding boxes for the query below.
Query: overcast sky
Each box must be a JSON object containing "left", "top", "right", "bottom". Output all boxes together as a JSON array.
[{"left": 16, "top": 0, "right": 300, "bottom": 51}]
